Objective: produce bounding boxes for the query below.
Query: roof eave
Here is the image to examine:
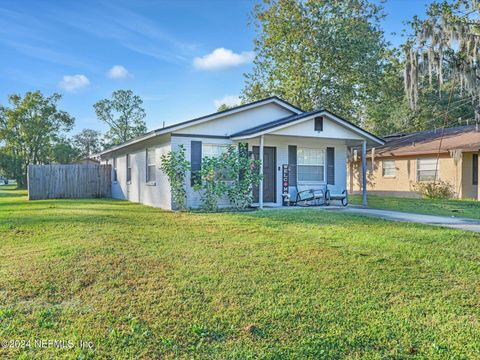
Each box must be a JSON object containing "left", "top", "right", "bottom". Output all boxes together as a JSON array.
[{"left": 232, "top": 110, "right": 385, "bottom": 146}]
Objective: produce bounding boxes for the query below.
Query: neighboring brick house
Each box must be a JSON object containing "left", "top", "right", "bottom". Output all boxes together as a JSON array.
[{"left": 349, "top": 125, "right": 480, "bottom": 200}]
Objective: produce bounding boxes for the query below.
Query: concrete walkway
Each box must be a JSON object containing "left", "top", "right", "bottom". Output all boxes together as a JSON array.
[{"left": 331, "top": 207, "right": 480, "bottom": 233}]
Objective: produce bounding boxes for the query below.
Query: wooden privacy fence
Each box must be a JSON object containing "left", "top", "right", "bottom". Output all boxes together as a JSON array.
[{"left": 28, "top": 164, "right": 112, "bottom": 200}]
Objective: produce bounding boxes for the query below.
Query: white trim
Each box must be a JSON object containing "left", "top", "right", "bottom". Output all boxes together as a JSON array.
[
  {"left": 98, "top": 97, "right": 302, "bottom": 156},
  {"left": 231, "top": 110, "right": 384, "bottom": 145},
  {"left": 297, "top": 146, "right": 326, "bottom": 183}
]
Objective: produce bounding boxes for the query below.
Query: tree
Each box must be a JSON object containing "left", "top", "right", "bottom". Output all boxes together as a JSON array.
[
  {"left": 73, "top": 128, "right": 102, "bottom": 158},
  {"left": 403, "top": 0, "right": 479, "bottom": 124},
  {"left": 242, "top": 0, "right": 392, "bottom": 124},
  {"left": 50, "top": 138, "right": 80, "bottom": 164},
  {"left": 94, "top": 90, "right": 147, "bottom": 147},
  {"left": 217, "top": 103, "right": 234, "bottom": 112},
  {"left": 0, "top": 91, "right": 74, "bottom": 187}
]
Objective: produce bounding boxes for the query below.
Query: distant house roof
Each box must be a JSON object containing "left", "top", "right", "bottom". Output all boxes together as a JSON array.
[
  {"left": 74, "top": 158, "right": 100, "bottom": 165},
  {"left": 374, "top": 125, "right": 480, "bottom": 157}
]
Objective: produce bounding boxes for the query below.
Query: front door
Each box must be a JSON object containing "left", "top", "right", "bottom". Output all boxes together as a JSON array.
[{"left": 253, "top": 146, "right": 276, "bottom": 203}]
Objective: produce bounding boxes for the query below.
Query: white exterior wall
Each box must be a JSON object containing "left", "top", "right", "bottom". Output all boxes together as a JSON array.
[
  {"left": 248, "top": 135, "right": 348, "bottom": 205},
  {"left": 171, "top": 135, "right": 234, "bottom": 209},
  {"left": 272, "top": 117, "right": 364, "bottom": 141},
  {"left": 106, "top": 140, "right": 172, "bottom": 210},
  {"left": 178, "top": 103, "right": 294, "bottom": 136}
]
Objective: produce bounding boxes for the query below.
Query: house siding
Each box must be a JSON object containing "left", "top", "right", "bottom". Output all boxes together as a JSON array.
[
  {"left": 462, "top": 152, "right": 479, "bottom": 200},
  {"left": 171, "top": 135, "right": 234, "bottom": 209},
  {"left": 104, "top": 139, "right": 172, "bottom": 209},
  {"left": 248, "top": 135, "right": 348, "bottom": 204},
  {"left": 349, "top": 154, "right": 469, "bottom": 198},
  {"left": 178, "top": 103, "right": 294, "bottom": 137}
]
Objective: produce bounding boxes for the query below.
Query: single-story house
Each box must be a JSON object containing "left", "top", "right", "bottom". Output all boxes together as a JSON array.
[
  {"left": 98, "top": 96, "right": 384, "bottom": 209},
  {"left": 74, "top": 158, "right": 100, "bottom": 165},
  {"left": 349, "top": 125, "right": 480, "bottom": 200}
]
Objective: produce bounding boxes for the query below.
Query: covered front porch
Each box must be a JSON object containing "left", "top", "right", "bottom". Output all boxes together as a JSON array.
[
  {"left": 233, "top": 134, "right": 370, "bottom": 209},
  {"left": 230, "top": 109, "right": 383, "bottom": 209}
]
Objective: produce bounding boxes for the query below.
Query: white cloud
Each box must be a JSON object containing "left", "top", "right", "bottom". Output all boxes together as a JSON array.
[
  {"left": 107, "top": 65, "right": 130, "bottom": 79},
  {"left": 213, "top": 95, "right": 241, "bottom": 109},
  {"left": 193, "top": 48, "right": 254, "bottom": 71},
  {"left": 59, "top": 74, "right": 90, "bottom": 92}
]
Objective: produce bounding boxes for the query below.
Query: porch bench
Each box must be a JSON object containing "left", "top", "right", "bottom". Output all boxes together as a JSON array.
[
  {"left": 325, "top": 189, "right": 348, "bottom": 206},
  {"left": 283, "top": 185, "right": 326, "bottom": 206}
]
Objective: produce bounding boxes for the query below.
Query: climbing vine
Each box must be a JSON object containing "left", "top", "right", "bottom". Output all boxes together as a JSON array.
[{"left": 160, "top": 145, "right": 190, "bottom": 211}]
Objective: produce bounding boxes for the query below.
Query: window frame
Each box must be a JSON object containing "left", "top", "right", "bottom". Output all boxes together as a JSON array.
[
  {"left": 417, "top": 157, "right": 439, "bottom": 182},
  {"left": 202, "top": 143, "right": 234, "bottom": 181},
  {"left": 382, "top": 160, "right": 396, "bottom": 178},
  {"left": 126, "top": 154, "right": 132, "bottom": 184},
  {"left": 146, "top": 147, "right": 156, "bottom": 185},
  {"left": 297, "top": 147, "right": 326, "bottom": 183},
  {"left": 202, "top": 144, "right": 230, "bottom": 159}
]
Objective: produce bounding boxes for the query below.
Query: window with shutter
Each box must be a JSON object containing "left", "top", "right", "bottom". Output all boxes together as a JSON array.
[{"left": 190, "top": 141, "right": 202, "bottom": 186}]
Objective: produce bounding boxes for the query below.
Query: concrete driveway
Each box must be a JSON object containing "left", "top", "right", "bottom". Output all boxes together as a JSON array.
[{"left": 330, "top": 207, "right": 480, "bottom": 233}]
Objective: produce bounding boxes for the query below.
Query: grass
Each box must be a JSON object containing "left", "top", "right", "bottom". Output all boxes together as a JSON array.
[
  {"left": 350, "top": 194, "right": 480, "bottom": 220},
  {"left": 1, "top": 185, "right": 480, "bottom": 359}
]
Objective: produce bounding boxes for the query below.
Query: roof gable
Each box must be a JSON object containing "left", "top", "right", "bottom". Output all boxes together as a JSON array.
[
  {"left": 231, "top": 110, "right": 384, "bottom": 146},
  {"left": 99, "top": 96, "right": 303, "bottom": 155}
]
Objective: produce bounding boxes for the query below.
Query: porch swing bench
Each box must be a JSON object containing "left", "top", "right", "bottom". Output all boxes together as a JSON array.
[
  {"left": 325, "top": 188, "right": 348, "bottom": 206},
  {"left": 283, "top": 185, "right": 326, "bottom": 206}
]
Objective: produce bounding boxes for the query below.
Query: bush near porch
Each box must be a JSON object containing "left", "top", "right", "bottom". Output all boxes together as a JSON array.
[
  {"left": 350, "top": 194, "right": 480, "bottom": 220},
  {"left": 1, "top": 186, "right": 480, "bottom": 358}
]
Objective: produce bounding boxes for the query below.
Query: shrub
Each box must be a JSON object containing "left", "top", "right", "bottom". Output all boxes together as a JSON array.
[
  {"left": 223, "top": 144, "right": 262, "bottom": 210},
  {"left": 413, "top": 180, "right": 455, "bottom": 199},
  {"left": 193, "top": 155, "right": 227, "bottom": 212},
  {"left": 160, "top": 145, "right": 190, "bottom": 210},
  {"left": 193, "top": 144, "right": 262, "bottom": 211}
]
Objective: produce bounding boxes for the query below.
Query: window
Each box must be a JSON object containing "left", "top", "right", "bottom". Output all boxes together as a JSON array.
[
  {"left": 113, "top": 157, "right": 118, "bottom": 182},
  {"left": 202, "top": 144, "right": 229, "bottom": 158},
  {"left": 382, "top": 160, "right": 395, "bottom": 177},
  {"left": 146, "top": 148, "right": 156, "bottom": 183},
  {"left": 314, "top": 116, "right": 323, "bottom": 131},
  {"left": 297, "top": 148, "right": 325, "bottom": 182},
  {"left": 473, "top": 153, "right": 478, "bottom": 185},
  {"left": 202, "top": 144, "right": 233, "bottom": 180},
  {"left": 126, "top": 154, "right": 131, "bottom": 183},
  {"left": 417, "top": 158, "right": 438, "bottom": 181}
]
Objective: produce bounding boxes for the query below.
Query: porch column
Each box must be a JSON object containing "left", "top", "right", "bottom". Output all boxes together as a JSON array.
[
  {"left": 259, "top": 135, "right": 264, "bottom": 209},
  {"left": 362, "top": 140, "right": 367, "bottom": 207}
]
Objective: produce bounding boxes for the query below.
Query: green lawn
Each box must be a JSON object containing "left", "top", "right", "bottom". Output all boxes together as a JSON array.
[
  {"left": 1, "top": 186, "right": 480, "bottom": 359},
  {"left": 350, "top": 194, "right": 480, "bottom": 220}
]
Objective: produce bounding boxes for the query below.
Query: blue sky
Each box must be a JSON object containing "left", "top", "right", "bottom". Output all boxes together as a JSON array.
[{"left": 0, "top": 0, "right": 431, "bottom": 135}]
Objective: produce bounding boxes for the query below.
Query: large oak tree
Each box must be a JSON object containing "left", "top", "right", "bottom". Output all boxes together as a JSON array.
[
  {"left": 0, "top": 91, "right": 74, "bottom": 187},
  {"left": 94, "top": 90, "right": 147, "bottom": 147},
  {"left": 242, "top": 0, "right": 393, "bottom": 125}
]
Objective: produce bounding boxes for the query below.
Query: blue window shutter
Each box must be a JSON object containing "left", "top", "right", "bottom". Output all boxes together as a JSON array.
[
  {"left": 327, "top": 147, "right": 335, "bottom": 185},
  {"left": 191, "top": 141, "right": 202, "bottom": 186},
  {"left": 288, "top": 145, "right": 297, "bottom": 186}
]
